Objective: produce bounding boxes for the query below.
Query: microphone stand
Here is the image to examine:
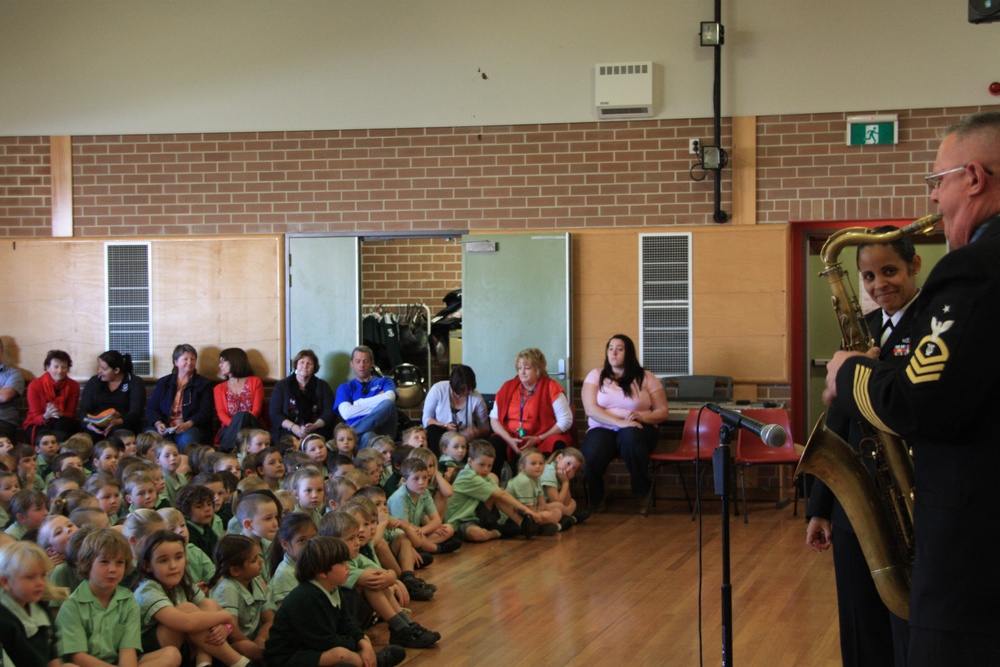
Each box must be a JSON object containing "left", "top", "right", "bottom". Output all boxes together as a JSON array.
[{"left": 712, "top": 421, "right": 737, "bottom": 666}]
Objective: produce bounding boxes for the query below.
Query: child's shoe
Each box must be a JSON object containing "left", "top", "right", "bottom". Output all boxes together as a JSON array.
[
  {"left": 390, "top": 623, "right": 440, "bottom": 648},
  {"left": 537, "top": 523, "right": 560, "bottom": 536},
  {"left": 436, "top": 536, "right": 462, "bottom": 553},
  {"left": 400, "top": 572, "right": 435, "bottom": 601},
  {"left": 518, "top": 511, "right": 537, "bottom": 539},
  {"left": 376, "top": 644, "right": 407, "bottom": 667},
  {"left": 415, "top": 551, "right": 434, "bottom": 568},
  {"left": 573, "top": 508, "right": 591, "bottom": 524},
  {"left": 558, "top": 516, "right": 576, "bottom": 531}
]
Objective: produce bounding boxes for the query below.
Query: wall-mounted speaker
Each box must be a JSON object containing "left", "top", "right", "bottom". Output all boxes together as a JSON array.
[{"left": 970, "top": 0, "right": 1000, "bottom": 23}]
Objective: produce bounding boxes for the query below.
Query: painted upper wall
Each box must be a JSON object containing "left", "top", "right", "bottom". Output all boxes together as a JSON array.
[{"left": 1, "top": 0, "right": 996, "bottom": 135}]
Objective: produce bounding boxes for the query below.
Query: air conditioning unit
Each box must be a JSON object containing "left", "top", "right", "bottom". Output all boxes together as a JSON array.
[{"left": 595, "top": 62, "right": 654, "bottom": 120}]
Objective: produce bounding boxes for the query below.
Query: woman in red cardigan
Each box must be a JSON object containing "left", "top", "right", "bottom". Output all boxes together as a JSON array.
[
  {"left": 488, "top": 348, "right": 573, "bottom": 479},
  {"left": 214, "top": 347, "right": 265, "bottom": 452},
  {"left": 23, "top": 349, "right": 80, "bottom": 443}
]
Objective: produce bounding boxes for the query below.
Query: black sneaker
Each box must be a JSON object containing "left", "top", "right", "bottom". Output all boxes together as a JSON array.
[
  {"left": 414, "top": 575, "right": 437, "bottom": 592},
  {"left": 497, "top": 520, "right": 521, "bottom": 539},
  {"left": 436, "top": 536, "right": 462, "bottom": 553},
  {"left": 390, "top": 623, "right": 439, "bottom": 648},
  {"left": 376, "top": 645, "right": 407, "bottom": 667},
  {"left": 558, "top": 516, "right": 575, "bottom": 531},
  {"left": 573, "top": 508, "right": 592, "bottom": 524},
  {"left": 519, "top": 511, "right": 537, "bottom": 539},
  {"left": 401, "top": 574, "right": 435, "bottom": 601},
  {"left": 537, "top": 523, "right": 559, "bottom": 536},
  {"left": 410, "top": 622, "right": 442, "bottom": 642},
  {"left": 415, "top": 551, "right": 434, "bottom": 568}
]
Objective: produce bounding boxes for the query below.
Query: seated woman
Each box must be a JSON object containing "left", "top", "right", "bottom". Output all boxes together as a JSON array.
[
  {"left": 214, "top": 347, "right": 265, "bottom": 452},
  {"left": 146, "top": 343, "right": 214, "bottom": 451},
  {"left": 489, "top": 348, "right": 573, "bottom": 478},
  {"left": 422, "top": 364, "right": 490, "bottom": 456},
  {"left": 79, "top": 350, "right": 146, "bottom": 437},
  {"left": 580, "top": 334, "right": 669, "bottom": 511},
  {"left": 269, "top": 349, "right": 336, "bottom": 445},
  {"left": 23, "top": 349, "right": 80, "bottom": 444}
]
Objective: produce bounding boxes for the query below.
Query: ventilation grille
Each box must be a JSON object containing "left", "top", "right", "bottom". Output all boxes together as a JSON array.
[
  {"left": 105, "top": 243, "right": 152, "bottom": 377},
  {"left": 598, "top": 64, "right": 650, "bottom": 76},
  {"left": 639, "top": 233, "right": 691, "bottom": 375}
]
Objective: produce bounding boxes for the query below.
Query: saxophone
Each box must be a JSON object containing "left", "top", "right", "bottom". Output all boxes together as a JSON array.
[{"left": 796, "top": 214, "right": 940, "bottom": 620}]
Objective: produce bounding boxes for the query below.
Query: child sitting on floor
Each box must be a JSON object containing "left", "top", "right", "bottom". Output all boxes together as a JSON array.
[{"left": 265, "top": 535, "right": 406, "bottom": 667}]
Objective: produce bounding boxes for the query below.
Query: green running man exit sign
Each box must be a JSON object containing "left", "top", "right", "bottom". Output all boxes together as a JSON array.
[{"left": 846, "top": 114, "right": 898, "bottom": 146}]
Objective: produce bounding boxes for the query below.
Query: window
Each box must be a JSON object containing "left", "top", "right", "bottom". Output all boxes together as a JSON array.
[
  {"left": 639, "top": 233, "right": 692, "bottom": 375},
  {"left": 105, "top": 243, "right": 152, "bottom": 376}
]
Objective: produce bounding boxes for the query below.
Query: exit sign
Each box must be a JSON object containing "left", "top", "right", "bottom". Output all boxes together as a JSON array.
[{"left": 846, "top": 114, "right": 898, "bottom": 146}]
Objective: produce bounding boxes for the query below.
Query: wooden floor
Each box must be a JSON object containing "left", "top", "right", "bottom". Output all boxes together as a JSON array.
[{"left": 366, "top": 496, "right": 843, "bottom": 667}]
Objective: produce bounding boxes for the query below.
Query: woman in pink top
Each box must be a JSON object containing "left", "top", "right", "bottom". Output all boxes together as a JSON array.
[
  {"left": 580, "top": 334, "right": 669, "bottom": 511},
  {"left": 213, "top": 347, "right": 265, "bottom": 452}
]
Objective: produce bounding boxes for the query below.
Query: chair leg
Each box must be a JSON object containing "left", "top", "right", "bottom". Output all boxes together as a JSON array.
[
  {"left": 642, "top": 463, "right": 657, "bottom": 517},
  {"left": 740, "top": 466, "right": 749, "bottom": 524}
]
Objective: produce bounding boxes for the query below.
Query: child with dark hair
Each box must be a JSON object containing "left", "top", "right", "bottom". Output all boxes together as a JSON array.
[
  {"left": 5, "top": 489, "right": 48, "bottom": 540},
  {"left": 328, "top": 453, "right": 355, "bottom": 479},
  {"left": 382, "top": 444, "right": 414, "bottom": 498},
  {"left": 11, "top": 444, "right": 43, "bottom": 491},
  {"left": 158, "top": 508, "right": 215, "bottom": 595},
  {"left": 209, "top": 534, "right": 275, "bottom": 662},
  {"left": 33, "top": 430, "right": 60, "bottom": 481},
  {"left": 267, "top": 511, "right": 318, "bottom": 609},
  {"left": 91, "top": 439, "right": 122, "bottom": 477},
  {"left": 265, "top": 535, "right": 406, "bottom": 667},
  {"left": 319, "top": 511, "right": 440, "bottom": 649},
  {"left": 175, "top": 484, "right": 219, "bottom": 558},
  {"left": 251, "top": 447, "right": 285, "bottom": 492},
  {"left": 134, "top": 529, "right": 250, "bottom": 667}
]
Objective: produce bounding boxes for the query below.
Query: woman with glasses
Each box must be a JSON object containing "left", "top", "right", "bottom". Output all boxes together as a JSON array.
[
  {"left": 807, "top": 224, "right": 922, "bottom": 667},
  {"left": 421, "top": 364, "right": 490, "bottom": 456},
  {"left": 146, "top": 343, "right": 214, "bottom": 451}
]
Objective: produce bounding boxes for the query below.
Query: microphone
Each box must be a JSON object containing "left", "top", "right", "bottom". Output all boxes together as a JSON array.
[{"left": 705, "top": 403, "right": 787, "bottom": 448}]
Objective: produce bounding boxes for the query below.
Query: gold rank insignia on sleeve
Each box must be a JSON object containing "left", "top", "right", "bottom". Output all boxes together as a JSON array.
[
  {"left": 852, "top": 365, "right": 898, "bottom": 435},
  {"left": 905, "top": 316, "right": 953, "bottom": 385}
]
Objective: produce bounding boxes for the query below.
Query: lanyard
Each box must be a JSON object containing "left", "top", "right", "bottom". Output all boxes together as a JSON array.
[{"left": 518, "top": 385, "right": 536, "bottom": 436}]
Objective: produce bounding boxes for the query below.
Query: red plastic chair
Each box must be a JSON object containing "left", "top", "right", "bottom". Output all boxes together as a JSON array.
[
  {"left": 734, "top": 408, "right": 802, "bottom": 523},
  {"left": 643, "top": 408, "right": 723, "bottom": 518}
]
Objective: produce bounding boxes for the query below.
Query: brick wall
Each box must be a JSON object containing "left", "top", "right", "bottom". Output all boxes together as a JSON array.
[
  {"left": 0, "top": 136, "right": 50, "bottom": 233},
  {"left": 756, "top": 106, "right": 993, "bottom": 224},
  {"left": 0, "top": 119, "right": 726, "bottom": 237}
]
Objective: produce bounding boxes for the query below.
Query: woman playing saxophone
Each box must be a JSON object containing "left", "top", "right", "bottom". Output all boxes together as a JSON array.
[{"left": 806, "top": 225, "right": 922, "bottom": 667}]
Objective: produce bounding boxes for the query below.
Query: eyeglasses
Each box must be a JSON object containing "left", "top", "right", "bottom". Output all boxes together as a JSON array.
[
  {"left": 925, "top": 164, "right": 994, "bottom": 191},
  {"left": 925, "top": 165, "right": 967, "bottom": 191}
]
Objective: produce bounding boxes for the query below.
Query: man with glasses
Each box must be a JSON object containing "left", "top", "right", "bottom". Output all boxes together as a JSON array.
[{"left": 825, "top": 110, "right": 1000, "bottom": 667}]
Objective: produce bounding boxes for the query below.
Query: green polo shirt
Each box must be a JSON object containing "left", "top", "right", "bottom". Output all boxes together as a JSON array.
[
  {"left": 4, "top": 521, "right": 26, "bottom": 540},
  {"left": 56, "top": 582, "right": 142, "bottom": 662},
  {"left": 387, "top": 485, "right": 436, "bottom": 526},
  {"left": 162, "top": 471, "right": 187, "bottom": 506},
  {"left": 445, "top": 465, "right": 498, "bottom": 528},
  {"left": 134, "top": 578, "right": 205, "bottom": 634},
  {"left": 345, "top": 552, "right": 382, "bottom": 590},
  {"left": 268, "top": 554, "right": 297, "bottom": 609},
  {"left": 210, "top": 576, "right": 273, "bottom": 640},
  {"left": 186, "top": 542, "right": 216, "bottom": 585}
]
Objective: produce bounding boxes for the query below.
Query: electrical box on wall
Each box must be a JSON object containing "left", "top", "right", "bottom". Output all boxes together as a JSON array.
[{"left": 595, "top": 62, "right": 654, "bottom": 120}]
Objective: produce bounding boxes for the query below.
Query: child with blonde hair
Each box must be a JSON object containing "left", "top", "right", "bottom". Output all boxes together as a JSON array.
[
  {"left": 36, "top": 514, "right": 78, "bottom": 566},
  {"left": 387, "top": 459, "right": 461, "bottom": 554},
  {"left": 325, "top": 476, "right": 357, "bottom": 513},
  {"left": 299, "top": 433, "right": 328, "bottom": 472},
  {"left": 400, "top": 425, "right": 427, "bottom": 449},
  {"left": 0, "top": 541, "right": 68, "bottom": 666},
  {"left": 505, "top": 447, "right": 571, "bottom": 535},
  {"left": 408, "top": 446, "right": 453, "bottom": 518},
  {"left": 542, "top": 447, "right": 589, "bottom": 524},
  {"left": 437, "top": 430, "right": 468, "bottom": 483},
  {"left": 331, "top": 423, "right": 357, "bottom": 458},
  {"left": 56, "top": 528, "right": 180, "bottom": 666}
]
